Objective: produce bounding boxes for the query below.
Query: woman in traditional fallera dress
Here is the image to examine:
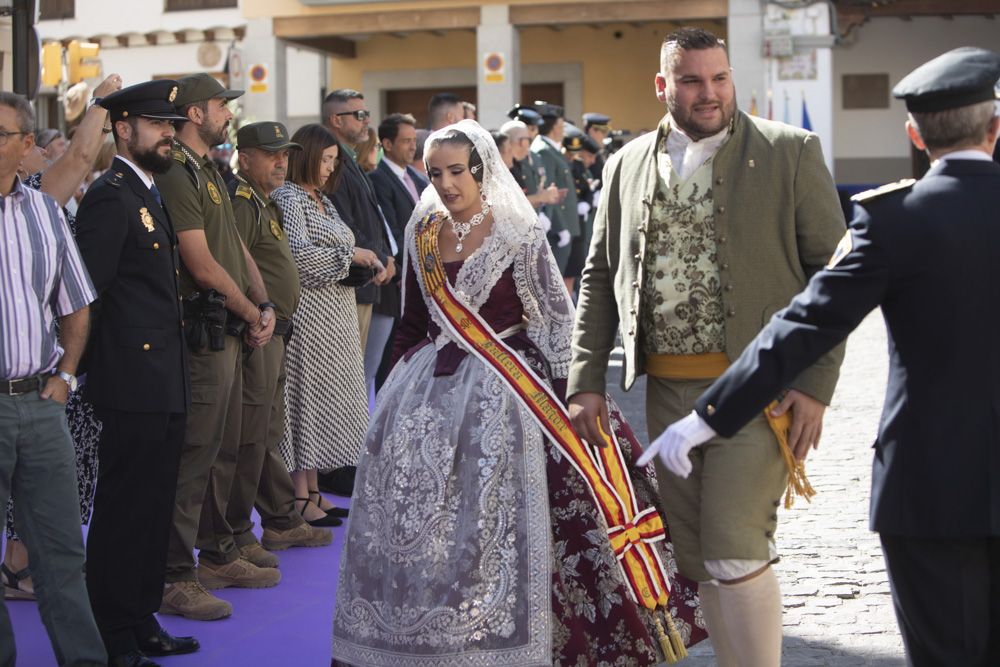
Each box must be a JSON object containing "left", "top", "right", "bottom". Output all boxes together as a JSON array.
[{"left": 331, "top": 121, "right": 705, "bottom": 666}]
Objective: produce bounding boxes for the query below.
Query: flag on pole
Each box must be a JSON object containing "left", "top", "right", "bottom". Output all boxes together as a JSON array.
[
  {"left": 750, "top": 90, "right": 758, "bottom": 116},
  {"left": 767, "top": 89, "right": 773, "bottom": 120},
  {"left": 801, "top": 92, "right": 813, "bottom": 132}
]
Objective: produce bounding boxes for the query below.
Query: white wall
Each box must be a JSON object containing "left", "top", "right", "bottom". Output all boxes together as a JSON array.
[
  {"left": 36, "top": 0, "right": 245, "bottom": 92},
  {"left": 36, "top": 0, "right": 242, "bottom": 40},
  {"left": 833, "top": 16, "right": 1000, "bottom": 176}
]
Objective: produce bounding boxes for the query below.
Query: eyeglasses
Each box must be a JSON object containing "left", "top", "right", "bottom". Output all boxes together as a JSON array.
[
  {"left": 335, "top": 110, "right": 371, "bottom": 122},
  {"left": 0, "top": 131, "right": 27, "bottom": 146}
]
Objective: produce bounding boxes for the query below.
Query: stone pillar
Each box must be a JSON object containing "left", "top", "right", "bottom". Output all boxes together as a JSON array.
[
  {"left": 729, "top": 0, "right": 767, "bottom": 116},
  {"left": 238, "top": 17, "right": 287, "bottom": 126},
  {"left": 477, "top": 4, "right": 519, "bottom": 129}
]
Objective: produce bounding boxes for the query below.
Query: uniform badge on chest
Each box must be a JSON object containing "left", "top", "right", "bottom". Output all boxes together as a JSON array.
[
  {"left": 207, "top": 182, "right": 222, "bottom": 205},
  {"left": 139, "top": 207, "right": 155, "bottom": 233},
  {"left": 269, "top": 218, "right": 283, "bottom": 240}
]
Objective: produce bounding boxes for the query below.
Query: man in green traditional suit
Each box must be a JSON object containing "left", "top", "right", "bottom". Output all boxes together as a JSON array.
[{"left": 567, "top": 28, "right": 846, "bottom": 666}]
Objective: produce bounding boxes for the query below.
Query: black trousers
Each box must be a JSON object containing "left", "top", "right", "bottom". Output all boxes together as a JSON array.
[
  {"left": 86, "top": 408, "right": 186, "bottom": 657},
  {"left": 880, "top": 533, "right": 1000, "bottom": 667}
]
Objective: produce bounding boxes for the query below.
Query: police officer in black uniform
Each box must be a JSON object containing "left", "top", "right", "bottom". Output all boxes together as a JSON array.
[
  {"left": 74, "top": 80, "right": 198, "bottom": 667},
  {"left": 582, "top": 111, "right": 611, "bottom": 182},
  {"left": 643, "top": 47, "right": 1000, "bottom": 667}
]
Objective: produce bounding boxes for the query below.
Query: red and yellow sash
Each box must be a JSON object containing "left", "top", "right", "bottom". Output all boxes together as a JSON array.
[{"left": 414, "top": 213, "right": 687, "bottom": 662}]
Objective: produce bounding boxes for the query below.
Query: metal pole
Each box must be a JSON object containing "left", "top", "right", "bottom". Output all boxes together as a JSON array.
[{"left": 11, "top": 0, "right": 31, "bottom": 95}]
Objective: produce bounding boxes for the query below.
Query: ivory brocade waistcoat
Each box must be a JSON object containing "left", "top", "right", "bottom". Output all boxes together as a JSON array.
[{"left": 641, "top": 142, "right": 726, "bottom": 356}]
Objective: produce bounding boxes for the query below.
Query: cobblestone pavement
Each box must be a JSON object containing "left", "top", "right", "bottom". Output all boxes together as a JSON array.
[{"left": 607, "top": 312, "right": 907, "bottom": 666}]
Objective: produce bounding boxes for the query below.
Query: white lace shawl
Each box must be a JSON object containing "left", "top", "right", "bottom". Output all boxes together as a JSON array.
[{"left": 402, "top": 120, "right": 575, "bottom": 379}]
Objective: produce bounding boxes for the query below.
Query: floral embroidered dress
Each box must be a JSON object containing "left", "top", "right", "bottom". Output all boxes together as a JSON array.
[{"left": 331, "top": 121, "right": 705, "bottom": 667}]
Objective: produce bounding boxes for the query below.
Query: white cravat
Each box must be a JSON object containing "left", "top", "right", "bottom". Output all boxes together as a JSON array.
[{"left": 665, "top": 121, "right": 730, "bottom": 181}]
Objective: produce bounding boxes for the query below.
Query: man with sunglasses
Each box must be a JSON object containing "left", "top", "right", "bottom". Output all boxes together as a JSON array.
[{"left": 321, "top": 89, "right": 393, "bottom": 359}]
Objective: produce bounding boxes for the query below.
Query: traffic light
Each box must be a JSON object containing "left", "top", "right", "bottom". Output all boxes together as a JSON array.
[
  {"left": 67, "top": 40, "right": 100, "bottom": 84},
  {"left": 41, "top": 42, "right": 63, "bottom": 87}
]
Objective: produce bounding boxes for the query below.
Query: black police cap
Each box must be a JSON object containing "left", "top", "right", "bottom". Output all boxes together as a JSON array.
[
  {"left": 563, "top": 132, "right": 600, "bottom": 154},
  {"left": 98, "top": 80, "right": 186, "bottom": 123},
  {"left": 582, "top": 112, "right": 611, "bottom": 129},
  {"left": 507, "top": 104, "right": 544, "bottom": 126},
  {"left": 531, "top": 100, "right": 564, "bottom": 119},
  {"left": 892, "top": 46, "right": 1000, "bottom": 113}
]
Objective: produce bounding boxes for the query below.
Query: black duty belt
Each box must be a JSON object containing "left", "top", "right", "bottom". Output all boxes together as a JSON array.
[
  {"left": 273, "top": 319, "right": 292, "bottom": 337},
  {"left": 2, "top": 373, "right": 48, "bottom": 396}
]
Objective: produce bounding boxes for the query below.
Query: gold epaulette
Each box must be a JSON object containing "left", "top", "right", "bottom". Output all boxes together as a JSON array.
[
  {"left": 850, "top": 179, "right": 915, "bottom": 203},
  {"left": 171, "top": 148, "right": 186, "bottom": 164},
  {"left": 235, "top": 183, "right": 253, "bottom": 200}
]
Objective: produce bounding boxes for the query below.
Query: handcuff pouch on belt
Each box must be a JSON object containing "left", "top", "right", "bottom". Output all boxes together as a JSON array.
[{"left": 182, "top": 289, "right": 228, "bottom": 352}]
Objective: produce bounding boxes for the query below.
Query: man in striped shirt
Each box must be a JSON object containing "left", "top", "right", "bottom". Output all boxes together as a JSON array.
[{"left": 0, "top": 92, "right": 105, "bottom": 666}]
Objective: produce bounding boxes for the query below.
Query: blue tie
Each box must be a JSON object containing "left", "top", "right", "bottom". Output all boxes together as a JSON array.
[{"left": 150, "top": 184, "right": 163, "bottom": 209}]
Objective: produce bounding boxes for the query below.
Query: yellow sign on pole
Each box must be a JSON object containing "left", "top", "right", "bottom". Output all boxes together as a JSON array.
[
  {"left": 483, "top": 52, "right": 505, "bottom": 84},
  {"left": 41, "top": 42, "right": 62, "bottom": 86}
]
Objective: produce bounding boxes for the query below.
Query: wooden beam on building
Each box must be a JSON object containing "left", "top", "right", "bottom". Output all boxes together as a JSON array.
[
  {"left": 274, "top": 7, "right": 480, "bottom": 38},
  {"left": 284, "top": 35, "right": 357, "bottom": 58},
  {"left": 837, "top": 0, "right": 1000, "bottom": 22},
  {"left": 509, "top": 0, "right": 727, "bottom": 27}
]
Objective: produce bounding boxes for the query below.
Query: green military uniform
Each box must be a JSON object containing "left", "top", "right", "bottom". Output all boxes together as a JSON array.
[
  {"left": 226, "top": 156, "right": 307, "bottom": 546},
  {"left": 156, "top": 123, "right": 251, "bottom": 582}
]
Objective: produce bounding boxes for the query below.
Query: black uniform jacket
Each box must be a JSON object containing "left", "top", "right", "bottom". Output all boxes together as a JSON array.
[
  {"left": 694, "top": 158, "right": 1000, "bottom": 539},
  {"left": 369, "top": 159, "right": 426, "bottom": 269},
  {"left": 326, "top": 153, "right": 392, "bottom": 307},
  {"left": 369, "top": 160, "right": 427, "bottom": 319},
  {"left": 75, "top": 157, "right": 190, "bottom": 414}
]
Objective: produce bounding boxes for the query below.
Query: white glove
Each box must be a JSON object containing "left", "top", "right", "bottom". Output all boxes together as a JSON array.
[
  {"left": 636, "top": 410, "right": 717, "bottom": 478},
  {"left": 557, "top": 229, "right": 572, "bottom": 248},
  {"left": 538, "top": 212, "right": 552, "bottom": 233},
  {"left": 577, "top": 201, "right": 591, "bottom": 217}
]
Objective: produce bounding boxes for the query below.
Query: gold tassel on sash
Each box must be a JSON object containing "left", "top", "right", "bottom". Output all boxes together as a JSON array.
[
  {"left": 763, "top": 400, "right": 816, "bottom": 509},
  {"left": 646, "top": 352, "right": 816, "bottom": 508}
]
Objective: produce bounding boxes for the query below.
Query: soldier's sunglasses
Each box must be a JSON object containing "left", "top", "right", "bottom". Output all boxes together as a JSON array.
[{"left": 335, "top": 110, "right": 371, "bottom": 121}]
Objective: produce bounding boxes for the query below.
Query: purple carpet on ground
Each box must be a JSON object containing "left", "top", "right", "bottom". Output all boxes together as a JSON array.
[{"left": 7, "top": 493, "right": 349, "bottom": 667}]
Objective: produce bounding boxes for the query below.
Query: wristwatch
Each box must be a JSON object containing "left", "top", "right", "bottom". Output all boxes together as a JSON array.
[
  {"left": 258, "top": 301, "right": 276, "bottom": 312},
  {"left": 56, "top": 371, "right": 78, "bottom": 392}
]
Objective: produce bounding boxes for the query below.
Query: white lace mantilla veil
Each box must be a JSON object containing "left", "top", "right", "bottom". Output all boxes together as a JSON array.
[{"left": 403, "top": 119, "right": 576, "bottom": 378}]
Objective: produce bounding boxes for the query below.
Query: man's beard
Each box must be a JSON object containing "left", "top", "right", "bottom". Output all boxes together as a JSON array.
[
  {"left": 669, "top": 95, "right": 737, "bottom": 140},
  {"left": 130, "top": 136, "right": 173, "bottom": 174},
  {"left": 198, "top": 121, "right": 228, "bottom": 150}
]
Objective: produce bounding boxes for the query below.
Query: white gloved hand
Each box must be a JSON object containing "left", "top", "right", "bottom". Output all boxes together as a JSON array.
[
  {"left": 557, "top": 229, "right": 572, "bottom": 248},
  {"left": 636, "top": 410, "right": 717, "bottom": 478},
  {"left": 577, "top": 201, "right": 591, "bottom": 217},
  {"left": 538, "top": 212, "right": 552, "bottom": 233}
]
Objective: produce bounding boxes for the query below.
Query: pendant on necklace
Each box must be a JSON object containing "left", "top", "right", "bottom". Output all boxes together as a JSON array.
[{"left": 456, "top": 242, "right": 463, "bottom": 252}]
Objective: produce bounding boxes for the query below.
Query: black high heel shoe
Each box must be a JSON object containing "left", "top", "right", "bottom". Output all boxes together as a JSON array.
[
  {"left": 310, "top": 489, "right": 349, "bottom": 518},
  {"left": 295, "top": 497, "right": 342, "bottom": 527}
]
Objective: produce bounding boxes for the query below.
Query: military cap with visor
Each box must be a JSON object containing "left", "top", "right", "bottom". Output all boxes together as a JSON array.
[
  {"left": 582, "top": 112, "right": 611, "bottom": 131},
  {"left": 98, "top": 80, "right": 187, "bottom": 122},
  {"left": 506, "top": 104, "right": 544, "bottom": 126},
  {"left": 892, "top": 46, "right": 1000, "bottom": 113},
  {"left": 531, "top": 100, "right": 565, "bottom": 119},
  {"left": 237, "top": 122, "right": 301, "bottom": 152},
  {"left": 173, "top": 73, "right": 244, "bottom": 108}
]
